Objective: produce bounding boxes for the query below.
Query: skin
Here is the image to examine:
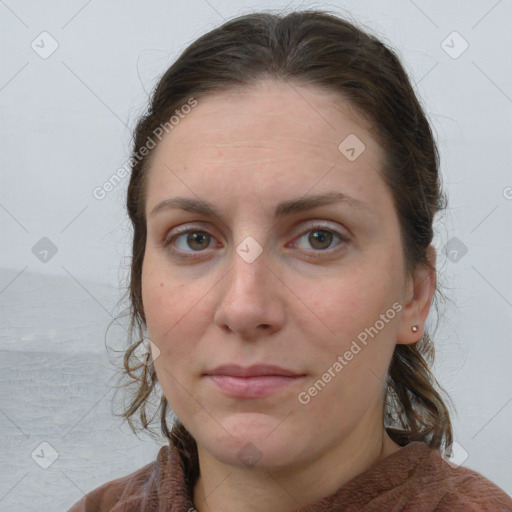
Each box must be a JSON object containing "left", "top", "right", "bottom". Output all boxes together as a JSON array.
[{"left": 141, "top": 78, "right": 436, "bottom": 512}]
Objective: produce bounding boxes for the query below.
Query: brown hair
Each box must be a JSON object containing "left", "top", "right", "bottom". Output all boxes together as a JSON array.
[{"left": 112, "top": 8, "right": 454, "bottom": 470}]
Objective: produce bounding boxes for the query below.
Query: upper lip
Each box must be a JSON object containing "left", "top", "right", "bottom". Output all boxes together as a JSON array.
[{"left": 204, "top": 364, "right": 304, "bottom": 378}]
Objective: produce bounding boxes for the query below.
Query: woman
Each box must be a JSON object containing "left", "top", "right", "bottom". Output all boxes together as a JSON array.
[{"left": 69, "top": 9, "right": 512, "bottom": 511}]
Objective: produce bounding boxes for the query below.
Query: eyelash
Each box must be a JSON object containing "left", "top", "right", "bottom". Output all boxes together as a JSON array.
[{"left": 163, "top": 223, "right": 350, "bottom": 260}]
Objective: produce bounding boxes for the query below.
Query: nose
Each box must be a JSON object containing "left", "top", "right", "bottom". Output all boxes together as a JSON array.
[{"left": 213, "top": 241, "right": 285, "bottom": 339}]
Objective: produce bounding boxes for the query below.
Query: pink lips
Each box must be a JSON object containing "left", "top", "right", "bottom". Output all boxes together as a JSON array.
[{"left": 204, "top": 364, "right": 305, "bottom": 399}]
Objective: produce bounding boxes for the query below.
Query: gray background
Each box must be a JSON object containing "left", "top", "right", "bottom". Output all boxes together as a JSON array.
[{"left": 1, "top": 0, "right": 511, "bottom": 509}]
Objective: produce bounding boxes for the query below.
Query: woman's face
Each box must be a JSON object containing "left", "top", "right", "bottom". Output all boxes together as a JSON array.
[{"left": 141, "top": 79, "right": 420, "bottom": 470}]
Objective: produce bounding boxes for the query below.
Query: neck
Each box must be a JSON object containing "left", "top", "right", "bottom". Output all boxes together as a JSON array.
[{"left": 192, "top": 414, "right": 400, "bottom": 512}]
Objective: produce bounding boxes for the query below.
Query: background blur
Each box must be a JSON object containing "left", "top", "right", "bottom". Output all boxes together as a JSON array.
[{"left": 1, "top": 0, "right": 511, "bottom": 509}]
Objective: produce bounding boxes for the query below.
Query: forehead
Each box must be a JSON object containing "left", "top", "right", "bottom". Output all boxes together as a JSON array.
[
  {"left": 145, "top": 79, "right": 389, "bottom": 215},
  {"left": 155, "top": 79, "right": 378, "bottom": 154}
]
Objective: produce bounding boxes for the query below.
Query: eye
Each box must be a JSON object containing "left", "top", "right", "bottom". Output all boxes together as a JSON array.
[
  {"left": 290, "top": 224, "right": 349, "bottom": 257},
  {"left": 165, "top": 227, "right": 216, "bottom": 260}
]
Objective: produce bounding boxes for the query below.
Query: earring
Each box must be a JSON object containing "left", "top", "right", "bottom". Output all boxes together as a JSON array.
[{"left": 411, "top": 325, "right": 419, "bottom": 333}]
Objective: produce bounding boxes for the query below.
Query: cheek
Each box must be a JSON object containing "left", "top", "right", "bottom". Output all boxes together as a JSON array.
[
  {"left": 141, "top": 264, "right": 216, "bottom": 383},
  {"left": 297, "top": 279, "right": 399, "bottom": 422},
  {"left": 308, "top": 271, "right": 394, "bottom": 343},
  {"left": 142, "top": 249, "right": 187, "bottom": 326},
  {"left": 141, "top": 273, "right": 204, "bottom": 408},
  {"left": 301, "top": 266, "right": 401, "bottom": 393},
  {"left": 143, "top": 282, "right": 193, "bottom": 346},
  {"left": 142, "top": 259, "right": 190, "bottom": 353}
]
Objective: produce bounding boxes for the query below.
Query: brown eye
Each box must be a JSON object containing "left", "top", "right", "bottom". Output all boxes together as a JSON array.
[
  {"left": 167, "top": 229, "right": 215, "bottom": 256},
  {"left": 183, "top": 231, "right": 211, "bottom": 251},
  {"left": 291, "top": 225, "right": 349, "bottom": 256},
  {"left": 161, "top": 224, "right": 218, "bottom": 261},
  {"left": 307, "top": 229, "right": 334, "bottom": 250}
]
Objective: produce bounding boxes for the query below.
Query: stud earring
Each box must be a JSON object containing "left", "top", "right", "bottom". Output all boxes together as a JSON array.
[{"left": 411, "top": 325, "right": 419, "bottom": 333}]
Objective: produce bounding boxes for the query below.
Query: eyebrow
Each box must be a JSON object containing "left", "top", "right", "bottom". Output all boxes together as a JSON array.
[{"left": 149, "top": 192, "right": 370, "bottom": 219}]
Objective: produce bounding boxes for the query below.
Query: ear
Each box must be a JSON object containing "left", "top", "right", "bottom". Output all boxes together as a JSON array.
[{"left": 396, "top": 245, "right": 437, "bottom": 345}]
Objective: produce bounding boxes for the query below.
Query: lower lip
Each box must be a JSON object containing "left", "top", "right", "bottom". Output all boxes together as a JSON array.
[{"left": 206, "top": 375, "right": 304, "bottom": 399}]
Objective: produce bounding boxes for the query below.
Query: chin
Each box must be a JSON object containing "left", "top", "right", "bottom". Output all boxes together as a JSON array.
[{"left": 195, "top": 412, "right": 307, "bottom": 470}]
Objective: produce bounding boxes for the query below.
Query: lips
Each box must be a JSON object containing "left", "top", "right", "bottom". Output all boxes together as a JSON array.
[
  {"left": 204, "top": 364, "right": 303, "bottom": 378},
  {"left": 204, "top": 364, "right": 306, "bottom": 399}
]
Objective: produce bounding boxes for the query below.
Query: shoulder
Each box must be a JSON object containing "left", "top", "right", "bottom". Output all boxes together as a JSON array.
[
  {"left": 405, "top": 442, "right": 512, "bottom": 511},
  {"left": 433, "top": 463, "right": 512, "bottom": 511},
  {"left": 67, "top": 445, "right": 172, "bottom": 512}
]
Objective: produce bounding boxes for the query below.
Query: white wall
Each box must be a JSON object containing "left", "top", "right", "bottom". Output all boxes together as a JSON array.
[{"left": 1, "top": 0, "right": 511, "bottom": 509}]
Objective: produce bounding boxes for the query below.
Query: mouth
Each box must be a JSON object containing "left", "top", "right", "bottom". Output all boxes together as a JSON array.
[{"left": 203, "top": 364, "right": 306, "bottom": 399}]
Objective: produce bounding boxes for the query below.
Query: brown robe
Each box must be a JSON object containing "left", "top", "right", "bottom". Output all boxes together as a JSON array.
[{"left": 68, "top": 432, "right": 512, "bottom": 511}]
